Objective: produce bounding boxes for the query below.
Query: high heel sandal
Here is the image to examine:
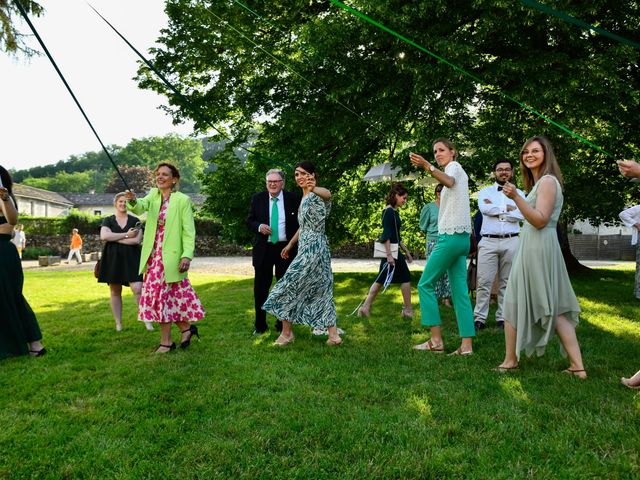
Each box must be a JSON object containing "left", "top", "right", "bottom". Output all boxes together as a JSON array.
[
  {"left": 180, "top": 325, "right": 200, "bottom": 349},
  {"left": 154, "top": 343, "right": 176, "bottom": 353},
  {"left": 29, "top": 348, "right": 47, "bottom": 357}
]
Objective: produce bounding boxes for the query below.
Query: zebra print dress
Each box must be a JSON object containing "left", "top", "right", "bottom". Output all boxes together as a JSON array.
[{"left": 262, "top": 192, "right": 337, "bottom": 328}]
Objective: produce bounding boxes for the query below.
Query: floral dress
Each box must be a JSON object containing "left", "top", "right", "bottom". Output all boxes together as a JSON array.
[
  {"left": 262, "top": 193, "right": 336, "bottom": 328},
  {"left": 138, "top": 199, "right": 205, "bottom": 324}
]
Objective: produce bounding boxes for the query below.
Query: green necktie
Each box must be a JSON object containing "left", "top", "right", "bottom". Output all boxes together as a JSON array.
[{"left": 270, "top": 197, "right": 279, "bottom": 243}]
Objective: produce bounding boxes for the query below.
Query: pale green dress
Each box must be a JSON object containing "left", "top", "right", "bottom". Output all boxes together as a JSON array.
[
  {"left": 263, "top": 193, "right": 337, "bottom": 328},
  {"left": 503, "top": 175, "right": 580, "bottom": 359}
]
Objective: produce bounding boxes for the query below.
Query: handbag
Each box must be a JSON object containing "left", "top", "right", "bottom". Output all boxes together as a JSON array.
[
  {"left": 373, "top": 241, "right": 399, "bottom": 259},
  {"left": 373, "top": 207, "right": 399, "bottom": 259},
  {"left": 93, "top": 259, "right": 101, "bottom": 279}
]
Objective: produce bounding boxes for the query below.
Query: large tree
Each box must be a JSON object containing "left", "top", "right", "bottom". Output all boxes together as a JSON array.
[
  {"left": 138, "top": 0, "right": 640, "bottom": 251},
  {"left": 0, "top": 0, "right": 44, "bottom": 56}
]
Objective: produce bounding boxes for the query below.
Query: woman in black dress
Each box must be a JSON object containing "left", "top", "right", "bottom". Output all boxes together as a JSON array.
[
  {"left": 358, "top": 183, "right": 414, "bottom": 318},
  {"left": 98, "top": 192, "right": 152, "bottom": 331},
  {"left": 0, "top": 165, "right": 46, "bottom": 358}
]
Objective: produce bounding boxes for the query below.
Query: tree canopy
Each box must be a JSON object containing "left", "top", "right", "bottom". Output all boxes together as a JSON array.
[
  {"left": 13, "top": 133, "right": 205, "bottom": 194},
  {"left": 0, "top": 0, "right": 43, "bottom": 57},
  {"left": 137, "top": 0, "right": 640, "bottom": 247}
]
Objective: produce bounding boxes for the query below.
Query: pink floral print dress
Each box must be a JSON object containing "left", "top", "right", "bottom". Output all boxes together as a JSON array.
[{"left": 138, "top": 198, "right": 205, "bottom": 324}]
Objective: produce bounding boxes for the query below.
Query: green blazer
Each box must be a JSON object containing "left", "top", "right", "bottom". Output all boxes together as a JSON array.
[{"left": 127, "top": 189, "right": 195, "bottom": 283}]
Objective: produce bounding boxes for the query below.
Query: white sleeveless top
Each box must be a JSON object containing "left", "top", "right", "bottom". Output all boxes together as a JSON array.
[{"left": 438, "top": 161, "right": 471, "bottom": 234}]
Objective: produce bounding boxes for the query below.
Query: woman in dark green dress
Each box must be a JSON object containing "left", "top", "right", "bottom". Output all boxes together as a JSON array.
[
  {"left": 0, "top": 165, "right": 46, "bottom": 359},
  {"left": 263, "top": 161, "right": 342, "bottom": 346},
  {"left": 358, "top": 184, "right": 414, "bottom": 318},
  {"left": 98, "top": 192, "right": 152, "bottom": 332}
]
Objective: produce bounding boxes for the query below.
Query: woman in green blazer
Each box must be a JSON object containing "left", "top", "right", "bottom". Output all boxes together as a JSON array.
[{"left": 125, "top": 162, "right": 205, "bottom": 353}]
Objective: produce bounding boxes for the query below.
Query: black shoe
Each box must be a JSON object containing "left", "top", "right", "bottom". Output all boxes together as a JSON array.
[
  {"left": 154, "top": 342, "right": 176, "bottom": 353},
  {"left": 496, "top": 321, "right": 505, "bottom": 330},
  {"left": 474, "top": 321, "right": 486, "bottom": 332},
  {"left": 180, "top": 325, "right": 200, "bottom": 349},
  {"left": 29, "top": 348, "right": 47, "bottom": 357},
  {"left": 252, "top": 329, "right": 268, "bottom": 336}
]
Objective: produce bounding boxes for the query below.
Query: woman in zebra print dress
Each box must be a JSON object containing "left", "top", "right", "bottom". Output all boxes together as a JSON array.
[{"left": 262, "top": 161, "right": 342, "bottom": 346}]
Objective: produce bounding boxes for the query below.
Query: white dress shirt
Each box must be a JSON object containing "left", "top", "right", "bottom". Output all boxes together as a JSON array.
[
  {"left": 478, "top": 183, "right": 525, "bottom": 236},
  {"left": 619, "top": 204, "right": 640, "bottom": 245},
  {"left": 268, "top": 190, "right": 287, "bottom": 242}
]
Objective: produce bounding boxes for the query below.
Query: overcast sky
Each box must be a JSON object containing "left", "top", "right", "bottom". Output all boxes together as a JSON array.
[{"left": 1, "top": 0, "right": 195, "bottom": 172}]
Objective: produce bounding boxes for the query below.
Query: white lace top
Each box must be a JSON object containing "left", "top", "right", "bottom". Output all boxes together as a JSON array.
[{"left": 438, "top": 161, "right": 472, "bottom": 234}]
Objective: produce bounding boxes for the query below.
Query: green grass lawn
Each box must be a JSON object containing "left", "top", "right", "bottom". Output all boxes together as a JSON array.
[{"left": 1, "top": 266, "right": 639, "bottom": 479}]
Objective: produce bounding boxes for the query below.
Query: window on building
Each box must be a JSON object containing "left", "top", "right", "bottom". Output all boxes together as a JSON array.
[{"left": 94, "top": 210, "right": 102, "bottom": 216}]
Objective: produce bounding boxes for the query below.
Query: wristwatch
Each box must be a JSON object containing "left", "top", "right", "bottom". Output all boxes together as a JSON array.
[
  {"left": 429, "top": 164, "right": 436, "bottom": 172},
  {"left": 124, "top": 233, "right": 129, "bottom": 239}
]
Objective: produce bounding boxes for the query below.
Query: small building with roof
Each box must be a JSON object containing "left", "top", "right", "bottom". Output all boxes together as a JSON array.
[{"left": 13, "top": 184, "right": 74, "bottom": 217}]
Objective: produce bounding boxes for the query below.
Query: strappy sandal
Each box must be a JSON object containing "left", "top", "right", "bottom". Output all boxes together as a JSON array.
[
  {"left": 412, "top": 339, "right": 444, "bottom": 352},
  {"left": 401, "top": 308, "right": 414, "bottom": 319},
  {"left": 562, "top": 368, "right": 587, "bottom": 379},
  {"left": 274, "top": 334, "right": 295, "bottom": 346},
  {"left": 493, "top": 364, "right": 519, "bottom": 373},
  {"left": 621, "top": 377, "right": 640, "bottom": 389},
  {"left": 448, "top": 348, "right": 473, "bottom": 356}
]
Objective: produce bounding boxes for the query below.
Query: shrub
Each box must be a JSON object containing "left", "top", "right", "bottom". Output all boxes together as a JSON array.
[{"left": 22, "top": 247, "right": 56, "bottom": 260}]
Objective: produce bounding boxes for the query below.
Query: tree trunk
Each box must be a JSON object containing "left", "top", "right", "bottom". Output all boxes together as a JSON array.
[{"left": 557, "top": 221, "right": 591, "bottom": 274}]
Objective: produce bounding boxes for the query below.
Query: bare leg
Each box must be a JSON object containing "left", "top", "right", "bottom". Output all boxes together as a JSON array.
[
  {"left": 155, "top": 323, "right": 174, "bottom": 353},
  {"left": 359, "top": 282, "right": 382, "bottom": 316},
  {"left": 327, "top": 325, "right": 343, "bottom": 345},
  {"left": 430, "top": 325, "right": 443, "bottom": 345},
  {"left": 555, "top": 314, "right": 586, "bottom": 378},
  {"left": 109, "top": 284, "right": 123, "bottom": 331},
  {"left": 497, "top": 321, "right": 518, "bottom": 369},
  {"left": 130, "top": 281, "right": 152, "bottom": 330},
  {"left": 275, "top": 320, "right": 294, "bottom": 345},
  {"left": 400, "top": 282, "right": 412, "bottom": 316}
]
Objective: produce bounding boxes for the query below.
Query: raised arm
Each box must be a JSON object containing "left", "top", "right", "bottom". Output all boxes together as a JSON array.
[
  {"left": 0, "top": 189, "right": 18, "bottom": 225},
  {"left": 503, "top": 178, "right": 556, "bottom": 229},
  {"left": 410, "top": 153, "right": 455, "bottom": 188}
]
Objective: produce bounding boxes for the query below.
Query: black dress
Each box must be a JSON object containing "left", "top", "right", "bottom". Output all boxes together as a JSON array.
[
  {"left": 375, "top": 207, "right": 411, "bottom": 284},
  {"left": 0, "top": 227, "right": 42, "bottom": 358},
  {"left": 98, "top": 215, "right": 143, "bottom": 286}
]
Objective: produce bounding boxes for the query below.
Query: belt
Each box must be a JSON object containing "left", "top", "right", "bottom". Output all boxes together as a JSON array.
[{"left": 483, "top": 233, "right": 519, "bottom": 239}]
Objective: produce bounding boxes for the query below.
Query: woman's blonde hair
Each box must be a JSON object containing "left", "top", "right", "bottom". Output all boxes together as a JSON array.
[
  {"left": 113, "top": 192, "right": 127, "bottom": 204},
  {"left": 519, "top": 136, "right": 564, "bottom": 192}
]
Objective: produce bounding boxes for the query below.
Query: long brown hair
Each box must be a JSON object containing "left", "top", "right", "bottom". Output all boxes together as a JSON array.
[
  {"left": 519, "top": 136, "right": 563, "bottom": 192},
  {"left": 385, "top": 183, "right": 408, "bottom": 207}
]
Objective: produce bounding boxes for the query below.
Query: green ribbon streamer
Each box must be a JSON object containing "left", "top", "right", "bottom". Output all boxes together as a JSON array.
[
  {"left": 520, "top": 0, "right": 640, "bottom": 51},
  {"left": 329, "top": 0, "right": 613, "bottom": 158}
]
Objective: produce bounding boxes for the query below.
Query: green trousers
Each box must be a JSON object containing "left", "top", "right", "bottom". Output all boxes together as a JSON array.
[{"left": 418, "top": 232, "right": 475, "bottom": 338}]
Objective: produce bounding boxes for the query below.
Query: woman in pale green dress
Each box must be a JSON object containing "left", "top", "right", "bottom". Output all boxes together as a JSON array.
[
  {"left": 263, "top": 161, "right": 342, "bottom": 346},
  {"left": 496, "top": 136, "right": 586, "bottom": 378}
]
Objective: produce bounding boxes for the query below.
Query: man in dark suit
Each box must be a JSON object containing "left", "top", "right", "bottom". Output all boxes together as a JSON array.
[{"left": 247, "top": 168, "right": 301, "bottom": 334}]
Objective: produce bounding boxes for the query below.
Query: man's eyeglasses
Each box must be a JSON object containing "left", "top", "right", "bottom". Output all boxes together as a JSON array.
[
  {"left": 267, "top": 180, "right": 283, "bottom": 184},
  {"left": 495, "top": 168, "right": 512, "bottom": 173}
]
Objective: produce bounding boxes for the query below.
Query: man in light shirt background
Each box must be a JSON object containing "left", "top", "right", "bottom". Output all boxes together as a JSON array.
[{"left": 474, "top": 160, "right": 525, "bottom": 331}]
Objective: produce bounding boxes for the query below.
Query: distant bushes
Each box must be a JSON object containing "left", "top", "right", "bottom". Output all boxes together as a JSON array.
[
  {"left": 22, "top": 247, "right": 56, "bottom": 260},
  {"left": 20, "top": 210, "right": 222, "bottom": 236}
]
